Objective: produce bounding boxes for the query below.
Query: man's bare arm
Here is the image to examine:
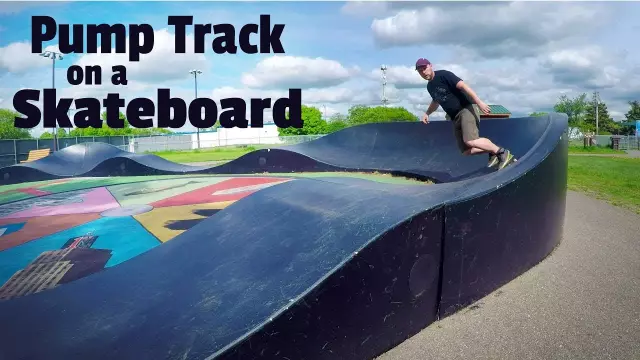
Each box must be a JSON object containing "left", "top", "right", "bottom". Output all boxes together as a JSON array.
[
  {"left": 426, "top": 100, "right": 439, "bottom": 115},
  {"left": 455, "top": 80, "right": 482, "bottom": 104}
]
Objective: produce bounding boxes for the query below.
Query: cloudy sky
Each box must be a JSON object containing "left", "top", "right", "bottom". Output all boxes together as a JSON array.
[{"left": 1, "top": 1, "right": 639, "bottom": 136}]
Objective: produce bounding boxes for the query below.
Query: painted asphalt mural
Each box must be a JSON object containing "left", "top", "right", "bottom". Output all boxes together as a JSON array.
[{"left": 0, "top": 176, "right": 291, "bottom": 300}]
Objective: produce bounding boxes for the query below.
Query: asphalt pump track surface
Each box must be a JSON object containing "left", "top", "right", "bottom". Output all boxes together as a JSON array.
[{"left": 0, "top": 113, "right": 569, "bottom": 360}]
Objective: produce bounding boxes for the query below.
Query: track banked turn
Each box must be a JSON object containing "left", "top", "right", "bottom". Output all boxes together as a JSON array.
[{"left": 0, "top": 114, "right": 568, "bottom": 360}]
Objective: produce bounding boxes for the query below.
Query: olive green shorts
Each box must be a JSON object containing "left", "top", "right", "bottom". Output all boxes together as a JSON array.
[{"left": 450, "top": 105, "right": 480, "bottom": 153}]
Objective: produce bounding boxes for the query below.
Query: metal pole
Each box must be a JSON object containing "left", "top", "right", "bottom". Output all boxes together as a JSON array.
[
  {"left": 189, "top": 69, "right": 202, "bottom": 149},
  {"left": 13, "top": 140, "right": 17, "bottom": 164},
  {"left": 195, "top": 72, "right": 199, "bottom": 149},
  {"left": 595, "top": 91, "right": 599, "bottom": 136},
  {"left": 52, "top": 55, "right": 57, "bottom": 151},
  {"left": 40, "top": 50, "right": 63, "bottom": 151}
]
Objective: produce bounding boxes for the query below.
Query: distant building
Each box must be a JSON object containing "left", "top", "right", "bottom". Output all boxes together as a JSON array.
[{"left": 478, "top": 104, "right": 511, "bottom": 119}]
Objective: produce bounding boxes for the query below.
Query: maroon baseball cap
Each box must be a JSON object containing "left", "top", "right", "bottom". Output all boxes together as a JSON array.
[{"left": 415, "top": 58, "right": 431, "bottom": 69}]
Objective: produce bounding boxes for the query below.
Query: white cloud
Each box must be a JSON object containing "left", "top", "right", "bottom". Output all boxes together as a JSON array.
[
  {"left": 59, "top": 81, "right": 154, "bottom": 103},
  {"left": 210, "top": 85, "right": 368, "bottom": 106},
  {"left": 370, "top": 2, "right": 606, "bottom": 59},
  {"left": 320, "top": 105, "right": 342, "bottom": 118},
  {"left": 241, "top": 55, "right": 357, "bottom": 89},
  {"left": 340, "top": 1, "right": 390, "bottom": 17},
  {"left": 340, "top": 1, "right": 444, "bottom": 18},
  {"left": 0, "top": 2, "right": 65, "bottom": 14},
  {"left": 373, "top": 65, "right": 423, "bottom": 89},
  {"left": 536, "top": 44, "right": 640, "bottom": 113},
  {"left": 207, "top": 84, "right": 386, "bottom": 123},
  {"left": 302, "top": 87, "right": 357, "bottom": 104},
  {"left": 0, "top": 42, "right": 61, "bottom": 73},
  {"left": 211, "top": 86, "right": 282, "bottom": 102},
  {"left": 371, "top": 63, "right": 475, "bottom": 90},
  {"left": 74, "top": 28, "right": 208, "bottom": 84},
  {"left": 542, "top": 46, "right": 626, "bottom": 90}
]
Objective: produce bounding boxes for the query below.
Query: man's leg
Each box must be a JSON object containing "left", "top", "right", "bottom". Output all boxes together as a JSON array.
[
  {"left": 455, "top": 107, "right": 499, "bottom": 153},
  {"left": 461, "top": 111, "right": 514, "bottom": 169},
  {"left": 456, "top": 107, "right": 501, "bottom": 167},
  {"left": 454, "top": 119, "right": 474, "bottom": 154},
  {"left": 463, "top": 147, "right": 489, "bottom": 155}
]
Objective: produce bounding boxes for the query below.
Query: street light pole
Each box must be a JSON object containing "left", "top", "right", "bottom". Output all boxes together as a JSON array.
[
  {"left": 189, "top": 69, "right": 202, "bottom": 149},
  {"left": 40, "top": 50, "right": 63, "bottom": 151},
  {"left": 594, "top": 91, "right": 599, "bottom": 136}
]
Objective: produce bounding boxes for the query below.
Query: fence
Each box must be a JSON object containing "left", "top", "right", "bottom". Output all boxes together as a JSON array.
[
  {"left": 130, "top": 132, "right": 324, "bottom": 153},
  {"left": 0, "top": 136, "right": 130, "bottom": 168},
  {"left": 568, "top": 134, "right": 640, "bottom": 151},
  {"left": 0, "top": 133, "right": 325, "bottom": 168}
]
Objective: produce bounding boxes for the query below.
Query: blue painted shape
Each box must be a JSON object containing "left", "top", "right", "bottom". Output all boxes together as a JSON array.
[
  {"left": 0, "top": 222, "right": 25, "bottom": 237},
  {"left": 636, "top": 120, "right": 639, "bottom": 136},
  {"left": 0, "top": 216, "right": 159, "bottom": 286}
]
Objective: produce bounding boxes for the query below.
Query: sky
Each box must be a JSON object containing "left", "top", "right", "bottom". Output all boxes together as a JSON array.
[{"left": 1, "top": 0, "right": 639, "bottom": 136}]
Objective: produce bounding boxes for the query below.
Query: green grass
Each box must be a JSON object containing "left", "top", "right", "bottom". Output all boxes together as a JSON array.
[
  {"left": 568, "top": 145, "right": 626, "bottom": 154},
  {"left": 568, "top": 156, "right": 640, "bottom": 214},
  {"left": 149, "top": 145, "right": 272, "bottom": 163}
]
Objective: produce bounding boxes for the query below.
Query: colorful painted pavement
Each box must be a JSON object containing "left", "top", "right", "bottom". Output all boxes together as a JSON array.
[{"left": 0, "top": 176, "right": 291, "bottom": 301}]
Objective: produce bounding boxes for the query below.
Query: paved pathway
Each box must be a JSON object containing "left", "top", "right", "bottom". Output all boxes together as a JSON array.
[{"left": 379, "top": 190, "right": 640, "bottom": 360}]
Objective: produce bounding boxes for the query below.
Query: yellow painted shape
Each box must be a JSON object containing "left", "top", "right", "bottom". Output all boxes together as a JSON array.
[{"left": 134, "top": 201, "right": 235, "bottom": 242}]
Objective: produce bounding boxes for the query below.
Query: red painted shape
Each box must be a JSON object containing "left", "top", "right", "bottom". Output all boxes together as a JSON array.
[
  {"left": 151, "top": 177, "right": 291, "bottom": 208},
  {"left": 18, "top": 188, "right": 51, "bottom": 196},
  {"left": 0, "top": 178, "right": 70, "bottom": 196}
]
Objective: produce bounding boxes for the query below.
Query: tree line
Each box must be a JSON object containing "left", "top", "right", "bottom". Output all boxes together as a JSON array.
[
  {"left": 277, "top": 105, "right": 418, "bottom": 136},
  {"left": 529, "top": 94, "right": 639, "bottom": 135},
  {"left": 0, "top": 109, "right": 172, "bottom": 140}
]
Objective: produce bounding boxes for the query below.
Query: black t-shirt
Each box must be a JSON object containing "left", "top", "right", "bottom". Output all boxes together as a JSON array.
[{"left": 427, "top": 70, "right": 472, "bottom": 119}]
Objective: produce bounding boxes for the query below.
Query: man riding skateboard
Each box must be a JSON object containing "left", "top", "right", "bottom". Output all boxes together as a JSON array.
[{"left": 415, "top": 58, "right": 514, "bottom": 170}]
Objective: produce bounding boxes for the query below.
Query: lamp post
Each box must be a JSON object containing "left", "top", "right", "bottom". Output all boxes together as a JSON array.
[
  {"left": 594, "top": 91, "right": 599, "bottom": 136},
  {"left": 40, "top": 50, "right": 63, "bottom": 151},
  {"left": 189, "top": 69, "right": 202, "bottom": 149}
]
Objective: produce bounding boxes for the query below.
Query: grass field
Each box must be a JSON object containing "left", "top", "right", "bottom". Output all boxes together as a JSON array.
[
  {"left": 148, "top": 145, "right": 271, "bottom": 163},
  {"left": 567, "top": 156, "right": 640, "bottom": 214}
]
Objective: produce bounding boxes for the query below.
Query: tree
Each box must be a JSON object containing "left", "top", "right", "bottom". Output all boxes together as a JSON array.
[
  {"left": 39, "top": 128, "right": 67, "bottom": 139},
  {"left": 625, "top": 100, "right": 640, "bottom": 121},
  {"left": 346, "top": 105, "right": 418, "bottom": 126},
  {"left": 277, "top": 104, "right": 420, "bottom": 137},
  {"left": 553, "top": 93, "right": 588, "bottom": 129},
  {"left": 0, "top": 109, "right": 33, "bottom": 139},
  {"left": 325, "top": 113, "right": 349, "bottom": 133},
  {"left": 278, "top": 105, "right": 327, "bottom": 136},
  {"left": 583, "top": 93, "right": 618, "bottom": 134},
  {"left": 68, "top": 111, "right": 171, "bottom": 137},
  {"left": 529, "top": 112, "right": 548, "bottom": 117}
]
